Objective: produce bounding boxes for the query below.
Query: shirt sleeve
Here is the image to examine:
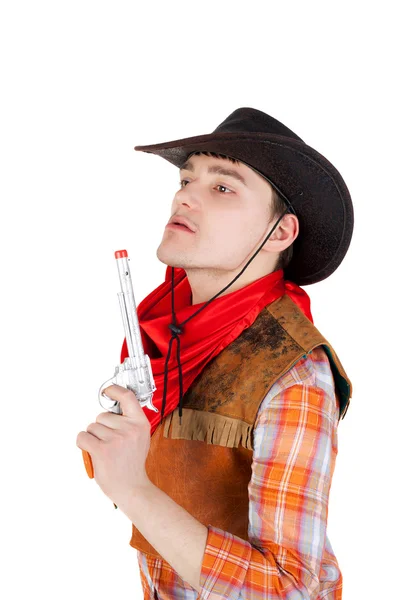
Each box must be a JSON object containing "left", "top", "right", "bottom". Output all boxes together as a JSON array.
[{"left": 198, "top": 381, "right": 340, "bottom": 600}]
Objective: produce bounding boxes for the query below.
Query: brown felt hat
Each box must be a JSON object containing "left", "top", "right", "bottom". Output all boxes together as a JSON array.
[{"left": 134, "top": 107, "right": 354, "bottom": 286}]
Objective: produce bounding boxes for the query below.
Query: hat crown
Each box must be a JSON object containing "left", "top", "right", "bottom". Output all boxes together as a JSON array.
[{"left": 213, "top": 107, "right": 304, "bottom": 143}]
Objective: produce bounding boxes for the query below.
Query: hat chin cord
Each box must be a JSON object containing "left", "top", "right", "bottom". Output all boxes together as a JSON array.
[
  {"left": 160, "top": 191, "right": 302, "bottom": 426},
  {"left": 175, "top": 188, "right": 301, "bottom": 316}
]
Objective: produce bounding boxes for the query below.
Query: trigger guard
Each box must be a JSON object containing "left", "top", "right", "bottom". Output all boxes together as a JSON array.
[
  {"left": 99, "top": 392, "right": 119, "bottom": 411},
  {"left": 98, "top": 377, "right": 119, "bottom": 411}
]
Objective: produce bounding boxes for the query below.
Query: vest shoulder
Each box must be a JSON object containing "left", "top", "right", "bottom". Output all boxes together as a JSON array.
[
  {"left": 266, "top": 294, "right": 353, "bottom": 419},
  {"left": 271, "top": 344, "right": 333, "bottom": 391}
]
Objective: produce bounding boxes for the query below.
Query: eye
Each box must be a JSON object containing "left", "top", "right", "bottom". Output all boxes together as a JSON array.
[
  {"left": 215, "top": 185, "right": 232, "bottom": 194},
  {"left": 178, "top": 180, "right": 233, "bottom": 193}
]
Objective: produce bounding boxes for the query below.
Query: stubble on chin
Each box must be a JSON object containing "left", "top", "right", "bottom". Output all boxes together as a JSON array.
[{"left": 156, "top": 242, "right": 188, "bottom": 269}]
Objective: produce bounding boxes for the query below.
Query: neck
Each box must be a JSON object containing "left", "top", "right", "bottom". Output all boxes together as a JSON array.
[{"left": 187, "top": 263, "right": 279, "bottom": 305}]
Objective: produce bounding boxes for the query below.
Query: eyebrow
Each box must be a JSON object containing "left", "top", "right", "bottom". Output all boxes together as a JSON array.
[{"left": 179, "top": 160, "right": 248, "bottom": 187}]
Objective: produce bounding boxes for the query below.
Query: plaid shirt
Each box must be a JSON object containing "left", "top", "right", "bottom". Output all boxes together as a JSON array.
[{"left": 137, "top": 345, "right": 344, "bottom": 599}]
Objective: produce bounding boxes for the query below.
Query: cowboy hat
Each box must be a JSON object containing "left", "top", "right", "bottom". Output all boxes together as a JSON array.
[{"left": 134, "top": 107, "right": 354, "bottom": 286}]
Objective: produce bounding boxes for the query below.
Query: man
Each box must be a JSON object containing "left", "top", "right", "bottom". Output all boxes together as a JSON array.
[
  {"left": 77, "top": 107, "right": 354, "bottom": 599},
  {"left": 159, "top": 152, "right": 299, "bottom": 305}
]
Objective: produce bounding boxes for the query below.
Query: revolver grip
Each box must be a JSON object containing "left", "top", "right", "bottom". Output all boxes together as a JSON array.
[{"left": 82, "top": 449, "right": 94, "bottom": 479}]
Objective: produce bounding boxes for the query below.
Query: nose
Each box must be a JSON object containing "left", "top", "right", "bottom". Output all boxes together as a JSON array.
[{"left": 174, "top": 182, "right": 202, "bottom": 210}]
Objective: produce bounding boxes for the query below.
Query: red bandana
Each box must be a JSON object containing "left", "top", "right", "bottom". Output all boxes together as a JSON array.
[{"left": 120, "top": 266, "right": 313, "bottom": 437}]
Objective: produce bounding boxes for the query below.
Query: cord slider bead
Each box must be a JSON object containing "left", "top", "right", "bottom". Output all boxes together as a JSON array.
[{"left": 168, "top": 323, "right": 184, "bottom": 336}]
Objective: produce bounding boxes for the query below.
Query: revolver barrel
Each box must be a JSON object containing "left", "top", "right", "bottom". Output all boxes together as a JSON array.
[{"left": 98, "top": 250, "right": 158, "bottom": 414}]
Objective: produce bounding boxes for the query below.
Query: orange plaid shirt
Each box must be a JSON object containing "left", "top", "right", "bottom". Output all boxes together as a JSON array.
[{"left": 137, "top": 346, "right": 344, "bottom": 599}]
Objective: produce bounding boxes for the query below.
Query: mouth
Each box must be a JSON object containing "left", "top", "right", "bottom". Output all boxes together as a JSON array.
[{"left": 165, "top": 223, "right": 195, "bottom": 234}]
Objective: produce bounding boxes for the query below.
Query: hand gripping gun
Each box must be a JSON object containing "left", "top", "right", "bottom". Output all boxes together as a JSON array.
[{"left": 82, "top": 249, "right": 159, "bottom": 480}]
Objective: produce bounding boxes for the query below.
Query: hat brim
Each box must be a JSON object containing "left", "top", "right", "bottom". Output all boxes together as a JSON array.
[{"left": 135, "top": 131, "right": 354, "bottom": 286}]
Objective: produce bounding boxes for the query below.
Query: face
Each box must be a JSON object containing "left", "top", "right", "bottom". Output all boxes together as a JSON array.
[{"left": 157, "top": 153, "right": 277, "bottom": 274}]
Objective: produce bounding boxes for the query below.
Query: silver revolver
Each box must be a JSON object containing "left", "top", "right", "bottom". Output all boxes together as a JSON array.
[{"left": 98, "top": 249, "right": 159, "bottom": 416}]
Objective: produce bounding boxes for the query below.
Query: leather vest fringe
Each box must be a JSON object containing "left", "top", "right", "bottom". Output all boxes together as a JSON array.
[{"left": 129, "top": 293, "right": 352, "bottom": 557}]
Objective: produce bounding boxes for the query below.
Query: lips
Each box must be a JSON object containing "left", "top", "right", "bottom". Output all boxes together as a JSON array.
[
  {"left": 172, "top": 223, "right": 189, "bottom": 230},
  {"left": 166, "top": 223, "right": 195, "bottom": 233},
  {"left": 167, "top": 215, "right": 197, "bottom": 232}
]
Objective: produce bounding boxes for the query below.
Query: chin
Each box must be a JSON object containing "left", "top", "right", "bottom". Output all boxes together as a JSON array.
[{"left": 156, "top": 246, "right": 186, "bottom": 269}]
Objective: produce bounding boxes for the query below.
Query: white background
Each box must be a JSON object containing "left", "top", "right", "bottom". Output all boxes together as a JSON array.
[{"left": 1, "top": 1, "right": 398, "bottom": 598}]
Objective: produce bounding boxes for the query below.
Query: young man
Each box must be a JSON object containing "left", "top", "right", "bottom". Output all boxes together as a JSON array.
[
  {"left": 159, "top": 151, "right": 300, "bottom": 305},
  {"left": 79, "top": 107, "right": 354, "bottom": 599}
]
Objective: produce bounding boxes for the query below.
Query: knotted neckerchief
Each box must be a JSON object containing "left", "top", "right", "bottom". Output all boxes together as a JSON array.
[{"left": 120, "top": 265, "right": 313, "bottom": 437}]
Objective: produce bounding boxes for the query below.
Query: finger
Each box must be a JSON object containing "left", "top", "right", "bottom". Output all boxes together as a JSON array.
[
  {"left": 76, "top": 430, "right": 101, "bottom": 453},
  {"left": 102, "top": 385, "right": 143, "bottom": 420},
  {"left": 96, "top": 411, "right": 129, "bottom": 429},
  {"left": 86, "top": 422, "right": 114, "bottom": 440},
  {"left": 102, "top": 384, "right": 128, "bottom": 399}
]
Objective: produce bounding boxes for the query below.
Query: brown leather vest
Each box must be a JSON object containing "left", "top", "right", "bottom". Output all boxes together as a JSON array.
[{"left": 129, "top": 293, "right": 352, "bottom": 557}]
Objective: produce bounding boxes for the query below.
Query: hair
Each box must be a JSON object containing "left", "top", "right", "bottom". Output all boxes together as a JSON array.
[{"left": 190, "top": 151, "right": 294, "bottom": 272}]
